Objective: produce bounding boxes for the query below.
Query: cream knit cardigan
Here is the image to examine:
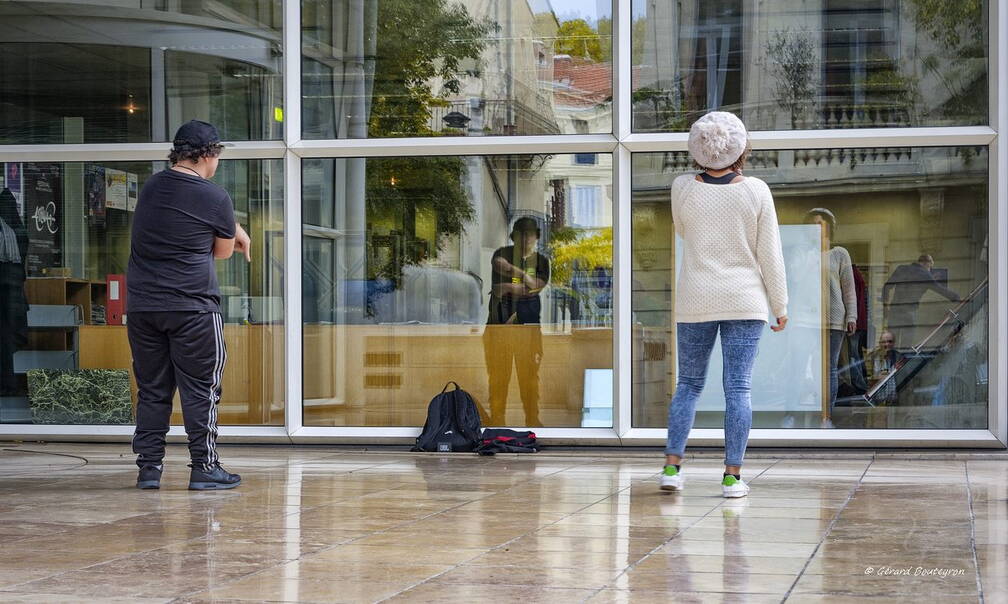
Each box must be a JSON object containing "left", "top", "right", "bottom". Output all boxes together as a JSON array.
[{"left": 670, "top": 174, "right": 789, "bottom": 323}]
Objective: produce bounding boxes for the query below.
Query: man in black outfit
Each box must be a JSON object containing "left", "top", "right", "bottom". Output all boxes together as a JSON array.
[
  {"left": 483, "top": 217, "right": 550, "bottom": 427},
  {"left": 128, "top": 120, "right": 250, "bottom": 490},
  {"left": 882, "top": 254, "right": 960, "bottom": 350}
]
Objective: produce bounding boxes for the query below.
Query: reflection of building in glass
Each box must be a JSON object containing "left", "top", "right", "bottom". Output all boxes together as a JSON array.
[
  {"left": 634, "top": 0, "right": 986, "bottom": 130},
  {"left": 0, "top": 1, "right": 282, "bottom": 142}
]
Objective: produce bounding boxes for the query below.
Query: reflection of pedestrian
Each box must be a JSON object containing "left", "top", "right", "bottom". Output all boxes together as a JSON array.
[
  {"left": 805, "top": 208, "right": 856, "bottom": 423},
  {"left": 845, "top": 265, "right": 869, "bottom": 393},
  {"left": 483, "top": 217, "right": 550, "bottom": 427},
  {"left": 0, "top": 188, "right": 28, "bottom": 396},
  {"left": 882, "top": 254, "right": 960, "bottom": 349},
  {"left": 865, "top": 331, "right": 904, "bottom": 405}
]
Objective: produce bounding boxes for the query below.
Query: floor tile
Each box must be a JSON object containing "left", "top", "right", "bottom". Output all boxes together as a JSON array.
[
  {"left": 791, "top": 570, "right": 979, "bottom": 597},
  {"left": 389, "top": 582, "right": 596, "bottom": 603},
  {"left": 587, "top": 588, "right": 783, "bottom": 603},
  {"left": 1, "top": 444, "right": 1002, "bottom": 602},
  {"left": 431, "top": 564, "right": 622, "bottom": 589},
  {"left": 611, "top": 569, "right": 797, "bottom": 593}
]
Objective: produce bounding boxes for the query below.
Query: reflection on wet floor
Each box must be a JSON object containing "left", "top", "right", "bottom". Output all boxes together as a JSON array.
[{"left": 0, "top": 445, "right": 1003, "bottom": 602}]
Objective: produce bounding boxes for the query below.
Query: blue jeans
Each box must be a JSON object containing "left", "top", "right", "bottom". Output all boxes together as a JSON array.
[{"left": 665, "top": 320, "right": 764, "bottom": 467}]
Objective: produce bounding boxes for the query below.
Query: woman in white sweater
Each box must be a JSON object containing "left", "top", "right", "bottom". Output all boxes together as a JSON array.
[
  {"left": 659, "top": 112, "right": 789, "bottom": 498},
  {"left": 805, "top": 208, "right": 857, "bottom": 428}
]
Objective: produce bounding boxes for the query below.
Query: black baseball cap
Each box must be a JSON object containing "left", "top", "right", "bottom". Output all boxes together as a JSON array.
[
  {"left": 172, "top": 120, "right": 229, "bottom": 148},
  {"left": 511, "top": 216, "right": 540, "bottom": 236}
]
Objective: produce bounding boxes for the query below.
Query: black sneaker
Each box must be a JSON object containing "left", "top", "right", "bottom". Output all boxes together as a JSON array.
[
  {"left": 188, "top": 463, "right": 241, "bottom": 490},
  {"left": 136, "top": 464, "right": 163, "bottom": 490}
]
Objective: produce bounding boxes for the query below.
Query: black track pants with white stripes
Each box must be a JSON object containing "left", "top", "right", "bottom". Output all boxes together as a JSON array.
[{"left": 128, "top": 311, "right": 226, "bottom": 471}]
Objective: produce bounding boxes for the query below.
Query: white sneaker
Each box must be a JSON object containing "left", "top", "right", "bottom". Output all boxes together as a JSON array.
[
  {"left": 721, "top": 475, "right": 749, "bottom": 498},
  {"left": 659, "top": 466, "right": 683, "bottom": 491}
]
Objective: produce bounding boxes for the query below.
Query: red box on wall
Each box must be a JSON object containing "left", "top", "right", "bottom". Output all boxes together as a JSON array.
[{"left": 106, "top": 274, "right": 126, "bottom": 325}]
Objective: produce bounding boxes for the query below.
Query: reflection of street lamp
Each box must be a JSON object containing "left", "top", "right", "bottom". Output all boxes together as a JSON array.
[{"left": 442, "top": 111, "right": 471, "bottom": 130}]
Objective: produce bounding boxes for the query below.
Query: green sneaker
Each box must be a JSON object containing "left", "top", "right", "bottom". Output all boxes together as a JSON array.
[
  {"left": 659, "top": 465, "right": 683, "bottom": 491},
  {"left": 721, "top": 474, "right": 750, "bottom": 498}
]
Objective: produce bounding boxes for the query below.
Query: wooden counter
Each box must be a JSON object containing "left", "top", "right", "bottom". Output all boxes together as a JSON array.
[
  {"left": 78, "top": 323, "right": 613, "bottom": 428},
  {"left": 79, "top": 324, "right": 284, "bottom": 426}
]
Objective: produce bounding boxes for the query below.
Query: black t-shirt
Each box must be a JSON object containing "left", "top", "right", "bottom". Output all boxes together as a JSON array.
[
  {"left": 127, "top": 169, "right": 236, "bottom": 312},
  {"left": 487, "top": 245, "right": 550, "bottom": 325}
]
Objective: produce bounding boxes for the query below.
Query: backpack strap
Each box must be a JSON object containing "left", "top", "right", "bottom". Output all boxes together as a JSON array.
[{"left": 453, "top": 389, "right": 481, "bottom": 446}]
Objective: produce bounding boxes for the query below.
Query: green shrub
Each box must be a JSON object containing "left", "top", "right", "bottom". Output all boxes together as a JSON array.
[{"left": 27, "top": 369, "right": 132, "bottom": 424}]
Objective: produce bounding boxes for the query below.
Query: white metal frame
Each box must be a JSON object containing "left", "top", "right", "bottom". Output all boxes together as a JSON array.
[
  {"left": 991, "top": 0, "right": 1007, "bottom": 448},
  {"left": 0, "top": 0, "right": 1003, "bottom": 449},
  {"left": 282, "top": 0, "right": 304, "bottom": 439}
]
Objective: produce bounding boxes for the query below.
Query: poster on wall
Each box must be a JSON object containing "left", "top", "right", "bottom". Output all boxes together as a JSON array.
[
  {"left": 105, "top": 168, "right": 128, "bottom": 211},
  {"left": 86, "top": 165, "right": 106, "bottom": 227},
  {"left": 675, "top": 225, "right": 824, "bottom": 414},
  {"left": 25, "top": 163, "right": 62, "bottom": 277},
  {"left": 4, "top": 162, "right": 23, "bottom": 217},
  {"left": 127, "top": 172, "right": 138, "bottom": 211}
]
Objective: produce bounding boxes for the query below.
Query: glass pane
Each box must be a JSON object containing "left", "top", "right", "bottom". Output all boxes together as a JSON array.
[
  {"left": 303, "top": 154, "right": 613, "bottom": 427},
  {"left": 302, "top": 0, "right": 613, "bottom": 139},
  {"left": 0, "top": 159, "right": 284, "bottom": 425},
  {"left": 0, "top": 2, "right": 282, "bottom": 143},
  {"left": 632, "top": 1, "right": 988, "bottom": 131},
  {"left": 632, "top": 147, "right": 988, "bottom": 429}
]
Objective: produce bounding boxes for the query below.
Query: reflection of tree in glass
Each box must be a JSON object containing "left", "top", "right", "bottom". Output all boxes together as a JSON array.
[
  {"left": 632, "top": 80, "right": 688, "bottom": 131},
  {"left": 369, "top": 0, "right": 495, "bottom": 137},
  {"left": 908, "top": 0, "right": 985, "bottom": 124},
  {"left": 550, "top": 227, "right": 612, "bottom": 285},
  {"left": 554, "top": 17, "right": 638, "bottom": 65},
  {"left": 864, "top": 61, "right": 919, "bottom": 116},
  {"left": 765, "top": 29, "right": 818, "bottom": 129},
  {"left": 556, "top": 19, "right": 604, "bottom": 62},
  {"left": 550, "top": 227, "right": 613, "bottom": 326},
  {"left": 365, "top": 157, "right": 474, "bottom": 281}
]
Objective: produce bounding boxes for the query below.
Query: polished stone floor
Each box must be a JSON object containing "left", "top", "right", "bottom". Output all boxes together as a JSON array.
[{"left": 0, "top": 444, "right": 1004, "bottom": 603}]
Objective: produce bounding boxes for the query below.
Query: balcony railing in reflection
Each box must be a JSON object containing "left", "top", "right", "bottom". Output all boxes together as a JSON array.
[
  {"left": 792, "top": 147, "right": 913, "bottom": 167},
  {"left": 818, "top": 102, "right": 912, "bottom": 129},
  {"left": 661, "top": 145, "right": 987, "bottom": 181},
  {"left": 633, "top": 99, "right": 914, "bottom": 131},
  {"left": 662, "top": 149, "right": 780, "bottom": 173},
  {"left": 429, "top": 98, "right": 561, "bottom": 136}
]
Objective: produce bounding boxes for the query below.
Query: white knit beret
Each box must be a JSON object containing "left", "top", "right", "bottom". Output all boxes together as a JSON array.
[{"left": 688, "top": 111, "right": 749, "bottom": 170}]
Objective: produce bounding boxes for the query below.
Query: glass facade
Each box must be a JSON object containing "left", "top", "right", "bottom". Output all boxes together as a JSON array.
[
  {"left": 633, "top": 147, "right": 989, "bottom": 430},
  {"left": 0, "top": 2, "right": 282, "bottom": 143},
  {"left": 302, "top": 154, "right": 613, "bottom": 427},
  {"left": 0, "top": 159, "right": 284, "bottom": 425},
  {"left": 632, "top": 0, "right": 988, "bottom": 131},
  {"left": 301, "top": 0, "right": 613, "bottom": 138},
  {"left": 0, "top": 0, "right": 1002, "bottom": 447}
]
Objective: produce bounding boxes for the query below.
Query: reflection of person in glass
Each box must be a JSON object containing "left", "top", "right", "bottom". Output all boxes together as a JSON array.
[
  {"left": 865, "top": 330, "right": 904, "bottom": 405},
  {"left": 0, "top": 188, "right": 28, "bottom": 396},
  {"left": 483, "top": 217, "right": 550, "bottom": 428},
  {"left": 805, "top": 208, "right": 856, "bottom": 427},
  {"left": 882, "top": 254, "right": 960, "bottom": 349}
]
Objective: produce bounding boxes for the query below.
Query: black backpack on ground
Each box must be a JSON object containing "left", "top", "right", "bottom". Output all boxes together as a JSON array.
[
  {"left": 476, "top": 428, "right": 540, "bottom": 455},
  {"left": 412, "top": 382, "right": 483, "bottom": 452}
]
